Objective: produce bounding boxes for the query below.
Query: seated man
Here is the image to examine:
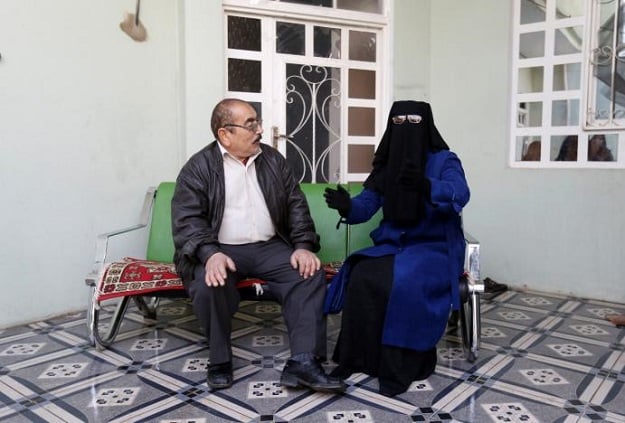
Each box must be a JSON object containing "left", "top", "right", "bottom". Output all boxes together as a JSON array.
[
  {"left": 324, "top": 101, "right": 470, "bottom": 396},
  {"left": 172, "top": 98, "right": 345, "bottom": 393}
]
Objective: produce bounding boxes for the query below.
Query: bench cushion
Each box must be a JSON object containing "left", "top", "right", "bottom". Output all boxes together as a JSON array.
[
  {"left": 95, "top": 257, "right": 342, "bottom": 303},
  {"left": 96, "top": 257, "right": 183, "bottom": 301}
]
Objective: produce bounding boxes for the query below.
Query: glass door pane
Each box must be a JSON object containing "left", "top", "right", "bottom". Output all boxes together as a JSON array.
[
  {"left": 283, "top": 63, "right": 342, "bottom": 183},
  {"left": 274, "top": 22, "right": 381, "bottom": 183}
]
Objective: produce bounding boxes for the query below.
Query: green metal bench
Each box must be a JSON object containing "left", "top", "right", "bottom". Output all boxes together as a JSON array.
[{"left": 85, "top": 182, "right": 482, "bottom": 361}]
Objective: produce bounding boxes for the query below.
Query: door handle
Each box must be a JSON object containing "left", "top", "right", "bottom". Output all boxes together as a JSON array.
[{"left": 271, "top": 126, "right": 293, "bottom": 149}]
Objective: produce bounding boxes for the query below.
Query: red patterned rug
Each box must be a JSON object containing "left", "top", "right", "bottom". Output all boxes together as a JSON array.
[
  {"left": 96, "top": 257, "right": 341, "bottom": 303},
  {"left": 96, "top": 257, "right": 184, "bottom": 302}
]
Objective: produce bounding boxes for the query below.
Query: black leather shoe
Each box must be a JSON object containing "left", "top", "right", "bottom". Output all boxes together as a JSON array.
[
  {"left": 280, "top": 359, "right": 346, "bottom": 393},
  {"left": 207, "top": 362, "right": 233, "bottom": 390}
]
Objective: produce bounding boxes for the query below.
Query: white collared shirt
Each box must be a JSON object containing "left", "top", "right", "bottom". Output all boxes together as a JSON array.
[{"left": 217, "top": 144, "right": 275, "bottom": 244}]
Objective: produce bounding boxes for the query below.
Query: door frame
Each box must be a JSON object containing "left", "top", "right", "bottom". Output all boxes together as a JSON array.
[{"left": 223, "top": 1, "right": 392, "bottom": 182}]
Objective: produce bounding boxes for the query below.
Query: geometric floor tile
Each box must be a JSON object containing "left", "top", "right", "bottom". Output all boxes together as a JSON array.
[
  {"left": 247, "top": 381, "right": 288, "bottom": 399},
  {"left": 498, "top": 311, "right": 532, "bottom": 320},
  {"left": 482, "top": 326, "right": 506, "bottom": 338},
  {"left": 438, "top": 347, "right": 466, "bottom": 361},
  {"left": 255, "top": 304, "right": 282, "bottom": 314},
  {"left": 131, "top": 338, "right": 168, "bottom": 351},
  {"left": 158, "top": 420, "right": 207, "bottom": 423},
  {"left": 569, "top": 324, "right": 609, "bottom": 336},
  {"left": 38, "top": 362, "right": 88, "bottom": 379},
  {"left": 0, "top": 343, "right": 46, "bottom": 355},
  {"left": 586, "top": 308, "right": 619, "bottom": 319},
  {"left": 547, "top": 343, "right": 593, "bottom": 357},
  {"left": 1, "top": 291, "right": 624, "bottom": 423},
  {"left": 182, "top": 358, "right": 209, "bottom": 372},
  {"left": 252, "top": 334, "right": 284, "bottom": 347},
  {"left": 326, "top": 410, "right": 374, "bottom": 423},
  {"left": 519, "top": 368, "right": 569, "bottom": 385},
  {"left": 90, "top": 387, "right": 141, "bottom": 407},
  {"left": 407, "top": 379, "right": 434, "bottom": 391},
  {"left": 520, "top": 296, "right": 553, "bottom": 306},
  {"left": 481, "top": 403, "right": 539, "bottom": 423},
  {"left": 158, "top": 306, "right": 188, "bottom": 316}
]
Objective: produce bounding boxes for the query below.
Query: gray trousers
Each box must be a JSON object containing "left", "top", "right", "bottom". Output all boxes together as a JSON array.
[{"left": 187, "top": 237, "right": 327, "bottom": 365}]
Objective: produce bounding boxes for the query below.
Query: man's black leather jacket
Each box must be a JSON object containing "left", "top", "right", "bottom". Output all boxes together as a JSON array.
[{"left": 171, "top": 141, "right": 320, "bottom": 283}]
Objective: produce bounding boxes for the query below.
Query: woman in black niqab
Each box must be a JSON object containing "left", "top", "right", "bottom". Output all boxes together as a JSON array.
[{"left": 329, "top": 101, "right": 464, "bottom": 397}]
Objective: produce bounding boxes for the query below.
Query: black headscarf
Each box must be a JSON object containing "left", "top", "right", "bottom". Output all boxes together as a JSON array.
[
  {"left": 555, "top": 135, "right": 578, "bottom": 161},
  {"left": 364, "top": 101, "right": 449, "bottom": 226}
]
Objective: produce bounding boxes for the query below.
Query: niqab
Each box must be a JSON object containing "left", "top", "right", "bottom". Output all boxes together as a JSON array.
[{"left": 364, "top": 101, "right": 449, "bottom": 226}]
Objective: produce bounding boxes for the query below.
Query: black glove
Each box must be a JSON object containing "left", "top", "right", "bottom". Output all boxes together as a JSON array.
[
  {"left": 324, "top": 184, "right": 351, "bottom": 217},
  {"left": 398, "top": 165, "right": 431, "bottom": 200}
]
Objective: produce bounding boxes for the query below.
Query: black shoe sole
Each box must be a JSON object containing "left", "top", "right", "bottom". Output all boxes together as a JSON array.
[
  {"left": 207, "top": 374, "right": 233, "bottom": 390},
  {"left": 207, "top": 380, "right": 233, "bottom": 391},
  {"left": 280, "top": 372, "right": 346, "bottom": 393}
]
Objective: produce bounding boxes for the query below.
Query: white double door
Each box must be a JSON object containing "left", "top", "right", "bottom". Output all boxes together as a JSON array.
[{"left": 225, "top": 11, "right": 385, "bottom": 182}]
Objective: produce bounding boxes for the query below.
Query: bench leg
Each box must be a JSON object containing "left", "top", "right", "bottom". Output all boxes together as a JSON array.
[
  {"left": 89, "top": 296, "right": 131, "bottom": 350},
  {"left": 133, "top": 296, "right": 159, "bottom": 320},
  {"left": 458, "top": 276, "right": 484, "bottom": 362}
]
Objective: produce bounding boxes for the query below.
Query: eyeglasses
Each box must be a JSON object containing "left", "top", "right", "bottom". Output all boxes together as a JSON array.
[
  {"left": 391, "top": 115, "right": 422, "bottom": 125},
  {"left": 223, "top": 119, "right": 263, "bottom": 133}
]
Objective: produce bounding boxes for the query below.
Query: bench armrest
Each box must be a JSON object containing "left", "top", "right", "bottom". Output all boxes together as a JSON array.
[
  {"left": 464, "top": 230, "right": 480, "bottom": 281},
  {"left": 85, "top": 187, "right": 156, "bottom": 286}
]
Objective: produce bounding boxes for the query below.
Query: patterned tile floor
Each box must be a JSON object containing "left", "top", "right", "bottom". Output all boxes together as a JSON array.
[{"left": 1, "top": 288, "right": 624, "bottom": 422}]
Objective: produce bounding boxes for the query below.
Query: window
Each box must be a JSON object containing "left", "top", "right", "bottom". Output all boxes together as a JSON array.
[
  {"left": 510, "top": 0, "right": 622, "bottom": 167},
  {"left": 586, "top": 0, "right": 625, "bottom": 129},
  {"left": 271, "top": 0, "right": 383, "bottom": 14}
]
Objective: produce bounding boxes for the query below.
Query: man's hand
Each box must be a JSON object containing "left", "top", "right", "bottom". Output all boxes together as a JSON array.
[
  {"left": 204, "top": 252, "right": 237, "bottom": 287},
  {"left": 290, "top": 249, "right": 321, "bottom": 279}
]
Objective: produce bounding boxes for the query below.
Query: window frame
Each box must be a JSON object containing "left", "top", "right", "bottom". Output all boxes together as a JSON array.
[
  {"left": 583, "top": 0, "right": 625, "bottom": 130},
  {"left": 510, "top": 0, "right": 624, "bottom": 168}
]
